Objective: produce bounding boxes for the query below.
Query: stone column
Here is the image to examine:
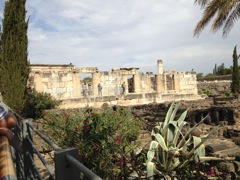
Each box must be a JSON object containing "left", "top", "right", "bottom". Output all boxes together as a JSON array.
[
  {"left": 164, "top": 74, "right": 167, "bottom": 92},
  {"left": 72, "top": 71, "right": 81, "bottom": 98},
  {"left": 157, "top": 59, "right": 163, "bottom": 74},
  {"left": 146, "top": 73, "right": 151, "bottom": 93},
  {"left": 34, "top": 72, "right": 43, "bottom": 92},
  {"left": 133, "top": 73, "right": 141, "bottom": 93},
  {"left": 174, "top": 74, "right": 180, "bottom": 93},
  {"left": 92, "top": 72, "right": 101, "bottom": 96},
  {"left": 156, "top": 74, "right": 165, "bottom": 93}
]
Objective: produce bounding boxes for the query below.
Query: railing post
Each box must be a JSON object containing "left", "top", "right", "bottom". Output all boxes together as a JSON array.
[
  {"left": 55, "top": 148, "right": 80, "bottom": 180},
  {"left": 23, "top": 119, "right": 34, "bottom": 180}
]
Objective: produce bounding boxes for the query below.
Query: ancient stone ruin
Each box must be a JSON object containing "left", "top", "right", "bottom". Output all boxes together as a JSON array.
[{"left": 28, "top": 60, "right": 203, "bottom": 108}]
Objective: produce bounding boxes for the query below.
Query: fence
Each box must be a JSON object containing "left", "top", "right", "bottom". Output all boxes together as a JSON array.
[{"left": 0, "top": 102, "right": 102, "bottom": 180}]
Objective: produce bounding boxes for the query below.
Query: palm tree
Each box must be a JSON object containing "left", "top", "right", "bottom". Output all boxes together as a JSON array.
[{"left": 194, "top": 0, "right": 240, "bottom": 37}]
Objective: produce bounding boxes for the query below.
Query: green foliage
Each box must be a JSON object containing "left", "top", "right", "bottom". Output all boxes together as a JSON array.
[
  {"left": 223, "top": 67, "right": 232, "bottom": 75},
  {"left": 213, "top": 63, "right": 225, "bottom": 75},
  {"left": 204, "top": 73, "right": 216, "bottom": 78},
  {"left": 43, "top": 107, "right": 143, "bottom": 179},
  {"left": 83, "top": 76, "right": 92, "bottom": 82},
  {"left": 224, "top": 92, "right": 234, "bottom": 98},
  {"left": 231, "top": 46, "right": 240, "bottom": 94},
  {"left": 201, "top": 89, "right": 212, "bottom": 97},
  {"left": 146, "top": 102, "right": 220, "bottom": 179},
  {"left": 196, "top": 73, "right": 203, "bottom": 79},
  {"left": 23, "top": 90, "right": 60, "bottom": 118},
  {"left": 0, "top": 0, "right": 29, "bottom": 112}
]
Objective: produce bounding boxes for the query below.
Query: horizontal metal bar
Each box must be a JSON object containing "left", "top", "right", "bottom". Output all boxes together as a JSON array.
[
  {"left": 26, "top": 122, "right": 61, "bottom": 151},
  {"left": 65, "top": 153, "right": 102, "bottom": 180},
  {"left": 26, "top": 136, "right": 55, "bottom": 179}
]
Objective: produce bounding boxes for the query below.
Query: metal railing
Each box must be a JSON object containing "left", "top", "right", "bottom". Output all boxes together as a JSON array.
[{"left": 0, "top": 101, "right": 102, "bottom": 180}]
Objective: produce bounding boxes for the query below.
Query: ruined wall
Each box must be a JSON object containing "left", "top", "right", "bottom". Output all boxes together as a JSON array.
[
  {"left": 197, "top": 80, "right": 231, "bottom": 96},
  {"left": 28, "top": 61, "right": 202, "bottom": 108},
  {"left": 178, "top": 72, "right": 198, "bottom": 94}
]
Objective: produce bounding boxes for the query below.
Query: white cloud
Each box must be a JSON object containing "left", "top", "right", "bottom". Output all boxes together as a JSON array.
[{"left": 1, "top": 0, "right": 239, "bottom": 75}]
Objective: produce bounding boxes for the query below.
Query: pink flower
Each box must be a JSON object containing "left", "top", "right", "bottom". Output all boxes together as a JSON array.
[
  {"left": 82, "top": 124, "right": 89, "bottom": 131},
  {"left": 93, "top": 145, "right": 99, "bottom": 151},
  {"left": 118, "top": 156, "right": 124, "bottom": 166},
  {"left": 207, "top": 167, "right": 215, "bottom": 176},
  {"left": 173, "top": 151, "right": 179, "bottom": 158},
  {"left": 116, "top": 136, "right": 122, "bottom": 144}
]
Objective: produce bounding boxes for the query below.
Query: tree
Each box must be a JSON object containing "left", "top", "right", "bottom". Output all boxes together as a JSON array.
[
  {"left": 0, "top": 0, "right": 29, "bottom": 112},
  {"left": 194, "top": 0, "right": 240, "bottom": 37},
  {"left": 231, "top": 46, "right": 240, "bottom": 94},
  {"left": 213, "top": 63, "right": 217, "bottom": 74},
  {"left": 197, "top": 73, "right": 204, "bottom": 79}
]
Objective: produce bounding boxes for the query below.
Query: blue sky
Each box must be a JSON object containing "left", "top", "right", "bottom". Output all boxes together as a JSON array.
[{"left": 1, "top": 0, "right": 240, "bottom": 75}]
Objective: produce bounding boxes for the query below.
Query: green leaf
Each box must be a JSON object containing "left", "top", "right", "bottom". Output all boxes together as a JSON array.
[
  {"left": 199, "top": 156, "right": 222, "bottom": 161},
  {"left": 165, "top": 123, "right": 175, "bottom": 146},
  {"left": 177, "top": 114, "right": 209, "bottom": 149},
  {"left": 187, "top": 126, "right": 219, "bottom": 158},
  {"left": 177, "top": 110, "right": 187, "bottom": 126},
  {"left": 161, "top": 102, "right": 175, "bottom": 132},
  {"left": 147, "top": 162, "right": 155, "bottom": 180},
  {"left": 172, "top": 121, "right": 186, "bottom": 146},
  {"left": 192, "top": 136, "right": 203, "bottom": 162},
  {"left": 154, "top": 134, "right": 168, "bottom": 151},
  {"left": 147, "top": 141, "right": 159, "bottom": 162},
  {"left": 169, "top": 102, "right": 181, "bottom": 122}
]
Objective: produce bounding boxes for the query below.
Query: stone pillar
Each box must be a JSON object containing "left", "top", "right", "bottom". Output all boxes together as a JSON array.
[
  {"left": 133, "top": 74, "right": 141, "bottom": 93},
  {"left": 34, "top": 72, "right": 43, "bottom": 92},
  {"left": 164, "top": 74, "right": 167, "bottom": 92},
  {"left": 156, "top": 74, "right": 165, "bottom": 93},
  {"left": 92, "top": 72, "right": 101, "bottom": 96},
  {"left": 72, "top": 71, "right": 81, "bottom": 98},
  {"left": 157, "top": 60, "right": 163, "bottom": 74},
  {"left": 146, "top": 73, "right": 151, "bottom": 93},
  {"left": 174, "top": 74, "right": 180, "bottom": 93}
]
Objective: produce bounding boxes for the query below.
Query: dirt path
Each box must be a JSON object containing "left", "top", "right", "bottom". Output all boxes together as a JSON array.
[{"left": 32, "top": 122, "right": 55, "bottom": 179}]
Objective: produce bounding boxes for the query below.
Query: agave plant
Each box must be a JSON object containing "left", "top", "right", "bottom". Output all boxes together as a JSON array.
[{"left": 146, "top": 102, "right": 221, "bottom": 179}]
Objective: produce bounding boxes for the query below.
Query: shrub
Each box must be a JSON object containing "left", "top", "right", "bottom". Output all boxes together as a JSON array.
[
  {"left": 224, "top": 92, "right": 234, "bottom": 98},
  {"left": 202, "top": 89, "right": 212, "bottom": 97},
  {"left": 23, "top": 90, "right": 60, "bottom": 118},
  {"left": 43, "top": 106, "right": 143, "bottom": 179}
]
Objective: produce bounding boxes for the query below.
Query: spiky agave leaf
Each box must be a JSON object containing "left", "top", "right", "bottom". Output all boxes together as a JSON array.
[
  {"left": 146, "top": 161, "right": 155, "bottom": 180},
  {"left": 192, "top": 136, "right": 205, "bottom": 162},
  {"left": 147, "top": 141, "right": 159, "bottom": 162},
  {"left": 177, "top": 113, "right": 210, "bottom": 149},
  {"left": 161, "top": 102, "right": 175, "bottom": 132},
  {"left": 187, "top": 126, "right": 219, "bottom": 157}
]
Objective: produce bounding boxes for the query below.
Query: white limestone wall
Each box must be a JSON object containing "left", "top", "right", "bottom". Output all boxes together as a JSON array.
[
  {"left": 178, "top": 72, "right": 198, "bottom": 95},
  {"left": 41, "top": 72, "right": 74, "bottom": 99},
  {"left": 98, "top": 72, "right": 123, "bottom": 96}
]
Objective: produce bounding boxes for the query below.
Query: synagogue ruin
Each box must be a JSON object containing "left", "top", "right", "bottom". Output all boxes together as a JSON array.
[{"left": 28, "top": 60, "right": 203, "bottom": 108}]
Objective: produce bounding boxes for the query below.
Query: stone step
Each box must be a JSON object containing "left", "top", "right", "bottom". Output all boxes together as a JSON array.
[{"left": 213, "top": 147, "right": 240, "bottom": 158}]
